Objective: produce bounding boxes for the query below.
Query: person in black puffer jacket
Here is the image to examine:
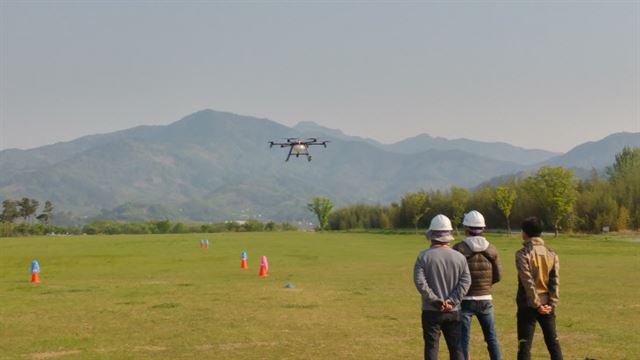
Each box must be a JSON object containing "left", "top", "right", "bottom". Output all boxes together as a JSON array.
[{"left": 453, "top": 210, "right": 502, "bottom": 360}]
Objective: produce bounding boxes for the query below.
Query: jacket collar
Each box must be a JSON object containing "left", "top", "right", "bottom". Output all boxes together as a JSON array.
[
  {"left": 523, "top": 237, "right": 544, "bottom": 246},
  {"left": 463, "top": 236, "right": 490, "bottom": 252}
]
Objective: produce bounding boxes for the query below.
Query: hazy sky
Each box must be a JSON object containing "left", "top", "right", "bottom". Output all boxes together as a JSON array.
[{"left": 1, "top": 1, "right": 638, "bottom": 152}]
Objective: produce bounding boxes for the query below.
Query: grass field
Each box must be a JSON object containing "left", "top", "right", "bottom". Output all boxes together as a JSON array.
[{"left": 1, "top": 231, "right": 639, "bottom": 359}]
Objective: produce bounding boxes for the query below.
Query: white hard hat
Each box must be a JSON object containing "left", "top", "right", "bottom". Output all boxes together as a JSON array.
[
  {"left": 463, "top": 210, "right": 486, "bottom": 228},
  {"left": 428, "top": 214, "right": 453, "bottom": 231}
]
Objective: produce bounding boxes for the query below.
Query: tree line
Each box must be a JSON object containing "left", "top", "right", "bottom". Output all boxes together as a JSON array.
[
  {"left": 0, "top": 218, "right": 299, "bottom": 237},
  {"left": 321, "top": 147, "right": 640, "bottom": 234},
  {"left": 3, "top": 147, "right": 638, "bottom": 236},
  {"left": 82, "top": 219, "right": 298, "bottom": 235},
  {"left": 1, "top": 198, "right": 54, "bottom": 224}
]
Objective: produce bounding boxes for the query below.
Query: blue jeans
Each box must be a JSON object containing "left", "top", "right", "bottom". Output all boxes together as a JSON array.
[{"left": 460, "top": 300, "right": 501, "bottom": 360}]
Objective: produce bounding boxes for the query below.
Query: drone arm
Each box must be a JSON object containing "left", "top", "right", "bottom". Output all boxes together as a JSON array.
[{"left": 285, "top": 146, "right": 293, "bottom": 162}]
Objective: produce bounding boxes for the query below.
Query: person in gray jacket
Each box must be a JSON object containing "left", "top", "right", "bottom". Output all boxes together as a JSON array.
[
  {"left": 414, "top": 214, "right": 471, "bottom": 360},
  {"left": 453, "top": 210, "right": 502, "bottom": 360}
]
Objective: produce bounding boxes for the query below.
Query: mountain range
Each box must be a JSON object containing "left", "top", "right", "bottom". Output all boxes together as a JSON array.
[
  {"left": 0, "top": 110, "right": 638, "bottom": 223},
  {"left": 294, "top": 121, "right": 560, "bottom": 165}
]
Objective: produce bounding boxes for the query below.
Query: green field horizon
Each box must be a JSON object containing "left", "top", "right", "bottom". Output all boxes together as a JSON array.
[{"left": 1, "top": 232, "right": 638, "bottom": 359}]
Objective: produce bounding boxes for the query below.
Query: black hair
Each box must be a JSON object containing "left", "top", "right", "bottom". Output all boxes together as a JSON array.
[{"left": 521, "top": 217, "right": 543, "bottom": 237}]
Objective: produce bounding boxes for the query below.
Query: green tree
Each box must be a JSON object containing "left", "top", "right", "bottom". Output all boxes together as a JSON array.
[
  {"left": 153, "top": 220, "right": 172, "bottom": 233},
  {"left": 307, "top": 197, "right": 334, "bottom": 231},
  {"left": 39, "top": 200, "right": 54, "bottom": 225},
  {"left": 18, "top": 198, "right": 40, "bottom": 224},
  {"left": 495, "top": 185, "right": 517, "bottom": 234},
  {"left": 264, "top": 221, "right": 276, "bottom": 231},
  {"left": 468, "top": 186, "right": 497, "bottom": 222},
  {"left": 18, "top": 198, "right": 30, "bottom": 223},
  {"left": 525, "top": 166, "right": 578, "bottom": 236},
  {"left": 400, "top": 191, "right": 429, "bottom": 233},
  {"left": 449, "top": 187, "right": 470, "bottom": 232},
  {"left": 386, "top": 202, "right": 401, "bottom": 228},
  {"left": 1, "top": 199, "right": 19, "bottom": 236},
  {"left": 617, "top": 206, "right": 630, "bottom": 231},
  {"left": 171, "top": 222, "right": 188, "bottom": 233},
  {"left": 242, "top": 219, "right": 265, "bottom": 232},
  {"left": 606, "top": 147, "right": 640, "bottom": 229},
  {"left": 1, "top": 199, "right": 19, "bottom": 223}
]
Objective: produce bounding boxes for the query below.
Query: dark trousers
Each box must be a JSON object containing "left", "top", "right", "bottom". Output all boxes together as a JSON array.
[
  {"left": 422, "top": 310, "right": 465, "bottom": 360},
  {"left": 517, "top": 307, "right": 563, "bottom": 360}
]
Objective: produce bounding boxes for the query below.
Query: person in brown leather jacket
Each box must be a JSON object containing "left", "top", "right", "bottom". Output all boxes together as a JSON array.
[
  {"left": 453, "top": 210, "right": 502, "bottom": 360},
  {"left": 516, "top": 216, "right": 563, "bottom": 360}
]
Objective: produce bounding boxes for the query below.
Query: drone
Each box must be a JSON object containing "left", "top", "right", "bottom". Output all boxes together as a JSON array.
[{"left": 269, "top": 138, "right": 329, "bottom": 162}]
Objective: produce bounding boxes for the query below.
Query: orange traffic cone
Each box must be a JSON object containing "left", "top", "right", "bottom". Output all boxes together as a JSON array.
[
  {"left": 258, "top": 263, "right": 267, "bottom": 277},
  {"left": 31, "top": 271, "right": 40, "bottom": 284},
  {"left": 241, "top": 259, "right": 247, "bottom": 269}
]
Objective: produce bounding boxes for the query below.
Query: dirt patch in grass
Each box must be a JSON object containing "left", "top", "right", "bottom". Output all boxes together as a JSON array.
[
  {"left": 218, "top": 343, "right": 244, "bottom": 351},
  {"left": 218, "top": 342, "right": 277, "bottom": 351},
  {"left": 133, "top": 345, "right": 166, "bottom": 352},
  {"left": 195, "top": 344, "right": 216, "bottom": 350},
  {"left": 140, "top": 280, "right": 168, "bottom": 285},
  {"left": 26, "top": 350, "right": 81, "bottom": 359}
]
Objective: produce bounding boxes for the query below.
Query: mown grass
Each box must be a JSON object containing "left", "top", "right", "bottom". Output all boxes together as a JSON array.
[{"left": 0, "top": 232, "right": 638, "bottom": 359}]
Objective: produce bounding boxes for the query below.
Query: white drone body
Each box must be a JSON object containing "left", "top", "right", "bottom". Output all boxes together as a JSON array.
[{"left": 269, "top": 138, "right": 329, "bottom": 162}]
